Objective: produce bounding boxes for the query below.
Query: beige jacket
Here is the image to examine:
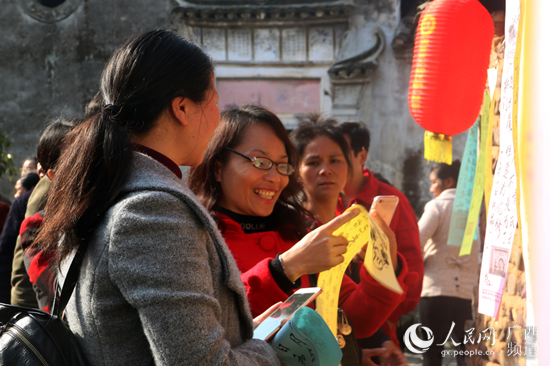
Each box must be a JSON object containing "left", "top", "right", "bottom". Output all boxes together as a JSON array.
[{"left": 418, "top": 189, "right": 479, "bottom": 299}]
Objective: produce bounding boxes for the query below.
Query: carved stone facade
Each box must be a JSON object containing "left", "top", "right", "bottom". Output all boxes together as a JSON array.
[
  {"left": 0, "top": 0, "right": 469, "bottom": 212},
  {"left": 328, "top": 23, "right": 385, "bottom": 120},
  {"left": 172, "top": 0, "right": 354, "bottom": 127},
  {"left": 17, "top": 0, "right": 82, "bottom": 23}
]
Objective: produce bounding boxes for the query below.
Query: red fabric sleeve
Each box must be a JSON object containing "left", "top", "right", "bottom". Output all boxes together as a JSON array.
[
  {"left": 241, "top": 257, "right": 313, "bottom": 317},
  {"left": 337, "top": 252, "right": 411, "bottom": 339},
  {"left": 20, "top": 212, "right": 56, "bottom": 312},
  {"left": 0, "top": 202, "right": 10, "bottom": 235}
]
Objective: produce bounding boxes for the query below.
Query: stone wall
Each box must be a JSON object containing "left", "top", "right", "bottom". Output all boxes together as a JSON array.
[
  {"left": 0, "top": 0, "right": 173, "bottom": 197},
  {"left": 0, "top": 0, "right": 469, "bottom": 213}
]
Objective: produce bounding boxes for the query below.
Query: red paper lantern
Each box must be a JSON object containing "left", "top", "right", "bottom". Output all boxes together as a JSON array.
[{"left": 408, "top": 0, "right": 494, "bottom": 164}]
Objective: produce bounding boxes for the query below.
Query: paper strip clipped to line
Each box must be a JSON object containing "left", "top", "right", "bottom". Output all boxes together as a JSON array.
[{"left": 316, "top": 205, "right": 403, "bottom": 336}]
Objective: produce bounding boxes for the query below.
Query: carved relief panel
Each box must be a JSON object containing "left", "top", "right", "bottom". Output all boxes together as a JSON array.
[
  {"left": 194, "top": 25, "right": 340, "bottom": 64},
  {"left": 172, "top": 0, "right": 355, "bottom": 125}
]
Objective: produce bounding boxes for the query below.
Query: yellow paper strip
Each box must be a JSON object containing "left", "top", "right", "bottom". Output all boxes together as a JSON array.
[
  {"left": 364, "top": 214, "right": 404, "bottom": 295},
  {"left": 512, "top": 1, "right": 524, "bottom": 254},
  {"left": 316, "top": 205, "right": 402, "bottom": 336}
]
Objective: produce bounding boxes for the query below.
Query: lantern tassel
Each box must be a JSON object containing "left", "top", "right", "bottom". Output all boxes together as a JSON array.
[{"left": 424, "top": 131, "right": 452, "bottom": 164}]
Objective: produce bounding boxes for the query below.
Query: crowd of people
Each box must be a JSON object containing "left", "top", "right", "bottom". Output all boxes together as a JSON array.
[{"left": 0, "top": 29, "right": 480, "bottom": 366}]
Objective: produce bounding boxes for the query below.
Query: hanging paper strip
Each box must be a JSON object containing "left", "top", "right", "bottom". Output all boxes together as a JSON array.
[
  {"left": 447, "top": 120, "right": 478, "bottom": 246},
  {"left": 316, "top": 205, "right": 401, "bottom": 336},
  {"left": 478, "top": 0, "right": 521, "bottom": 319},
  {"left": 511, "top": 0, "right": 524, "bottom": 262},
  {"left": 460, "top": 93, "right": 491, "bottom": 256},
  {"left": 517, "top": 0, "right": 537, "bottom": 361}
]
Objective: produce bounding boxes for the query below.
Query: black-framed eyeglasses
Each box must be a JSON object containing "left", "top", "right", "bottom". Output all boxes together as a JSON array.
[{"left": 225, "top": 147, "right": 295, "bottom": 176}]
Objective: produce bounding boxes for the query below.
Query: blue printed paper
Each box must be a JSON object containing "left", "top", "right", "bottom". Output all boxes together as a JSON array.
[
  {"left": 271, "top": 307, "right": 342, "bottom": 366},
  {"left": 448, "top": 120, "right": 478, "bottom": 246}
]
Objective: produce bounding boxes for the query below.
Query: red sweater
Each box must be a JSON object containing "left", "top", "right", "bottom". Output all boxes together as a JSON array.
[
  {"left": 216, "top": 212, "right": 412, "bottom": 339},
  {"left": 337, "top": 168, "right": 423, "bottom": 343},
  {"left": 19, "top": 211, "right": 56, "bottom": 312}
]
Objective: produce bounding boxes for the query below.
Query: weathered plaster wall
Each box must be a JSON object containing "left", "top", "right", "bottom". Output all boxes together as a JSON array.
[{"left": 0, "top": 0, "right": 173, "bottom": 197}]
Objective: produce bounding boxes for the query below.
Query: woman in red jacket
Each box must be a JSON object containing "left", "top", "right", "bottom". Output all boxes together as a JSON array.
[{"left": 188, "top": 105, "right": 409, "bottom": 339}]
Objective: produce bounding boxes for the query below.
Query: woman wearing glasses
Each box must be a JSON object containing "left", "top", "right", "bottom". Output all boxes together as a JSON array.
[{"left": 188, "top": 105, "right": 410, "bottom": 339}]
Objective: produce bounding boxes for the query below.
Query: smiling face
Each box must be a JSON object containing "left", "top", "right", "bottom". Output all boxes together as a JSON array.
[
  {"left": 299, "top": 135, "right": 348, "bottom": 203},
  {"left": 215, "top": 122, "right": 290, "bottom": 217}
]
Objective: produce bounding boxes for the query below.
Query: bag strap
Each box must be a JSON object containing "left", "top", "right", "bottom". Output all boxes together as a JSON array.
[
  {"left": 51, "top": 192, "right": 129, "bottom": 317},
  {"left": 52, "top": 247, "right": 85, "bottom": 317}
]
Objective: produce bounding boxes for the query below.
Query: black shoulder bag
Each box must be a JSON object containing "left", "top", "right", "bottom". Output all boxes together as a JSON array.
[{"left": 0, "top": 249, "right": 89, "bottom": 365}]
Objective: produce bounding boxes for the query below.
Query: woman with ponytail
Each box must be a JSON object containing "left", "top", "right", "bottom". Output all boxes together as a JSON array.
[{"left": 34, "top": 30, "right": 279, "bottom": 365}]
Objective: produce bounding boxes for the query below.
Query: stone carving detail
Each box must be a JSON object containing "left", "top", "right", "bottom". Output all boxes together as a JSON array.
[
  {"left": 199, "top": 25, "right": 343, "bottom": 63},
  {"left": 190, "top": 27, "right": 201, "bottom": 45},
  {"left": 254, "top": 29, "right": 280, "bottom": 61},
  {"left": 203, "top": 28, "right": 226, "bottom": 60},
  {"left": 328, "top": 26, "right": 385, "bottom": 80},
  {"left": 309, "top": 27, "right": 334, "bottom": 62},
  {"left": 172, "top": 1, "right": 354, "bottom": 24},
  {"left": 282, "top": 29, "right": 307, "bottom": 61},
  {"left": 17, "top": 0, "right": 82, "bottom": 23},
  {"left": 328, "top": 24, "right": 386, "bottom": 120},
  {"left": 228, "top": 29, "right": 252, "bottom": 61}
]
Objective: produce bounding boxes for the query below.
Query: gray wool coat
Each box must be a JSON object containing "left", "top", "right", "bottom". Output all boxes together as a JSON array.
[{"left": 63, "top": 152, "right": 279, "bottom": 365}]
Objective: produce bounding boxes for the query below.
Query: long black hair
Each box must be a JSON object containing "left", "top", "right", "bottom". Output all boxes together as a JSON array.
[
  {"left": 37, "top": 117, "right": 83, "bottom": 172},
  {"left": 36, "top": 29, "right": 214, "bottom": 263}
]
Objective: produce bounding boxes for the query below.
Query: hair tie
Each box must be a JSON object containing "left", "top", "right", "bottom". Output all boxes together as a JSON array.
[{"left": 103, "top": 104, "right": 121, "bottom": 116}]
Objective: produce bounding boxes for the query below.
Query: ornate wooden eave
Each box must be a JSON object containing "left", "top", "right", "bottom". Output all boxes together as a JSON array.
[{"left": 172, "top": 0, "right": 355, "bottom": 26}]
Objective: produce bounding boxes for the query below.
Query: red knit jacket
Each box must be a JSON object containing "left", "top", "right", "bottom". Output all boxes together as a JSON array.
[
  {"left": 337, "top": 168, "right": 423, "bottom": 344},
  {"left": 19, "top": 211, "right": 56, "bottom": 312},
  {"left": 215, "top": 212, "right": 412, "bottom": 339}
]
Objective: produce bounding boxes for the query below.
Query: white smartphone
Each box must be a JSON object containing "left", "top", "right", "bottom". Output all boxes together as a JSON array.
[
  {"left": 253, "top": 287, "right": 322, "bottom": 341},
  {"left": 370, "top": 195, "right": 399, "bottom": 226}
]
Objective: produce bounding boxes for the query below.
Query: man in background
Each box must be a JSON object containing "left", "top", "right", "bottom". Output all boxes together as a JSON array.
[{"left": 337, "top": 122, "right": 423, "bottom": 361}]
